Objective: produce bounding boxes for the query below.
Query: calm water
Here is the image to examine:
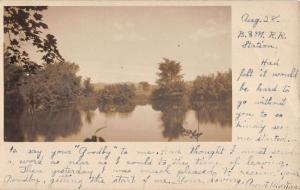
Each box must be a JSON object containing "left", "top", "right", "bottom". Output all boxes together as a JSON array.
[{"left": 5, "top": 102, "right": 232, "bottom": 142}]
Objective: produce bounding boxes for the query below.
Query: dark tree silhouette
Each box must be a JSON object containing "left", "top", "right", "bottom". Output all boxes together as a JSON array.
[
  {"left": 190, "top": 69, "right": 232, "bottom": 102},
  {"left": 152, "top": 58, "right": 186, "bottom": 100},
  {"left": 4, "top": 6, "right": 64, "bottom": 74},
  {"left": 156, "top": 58, "right": 183, "bottom": 87},
  {"left": 20, "top": 62, "right": 82, "bottom": 111},
  {"left": 97, "top": 84, "right": 136, "bottom": 105},
  {"left": 82, "top": 77, "right": 94, "bottom": 97}
]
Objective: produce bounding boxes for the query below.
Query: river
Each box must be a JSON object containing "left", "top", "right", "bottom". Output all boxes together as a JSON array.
[{"left": 4, "top": 102, "right": 231, "bottom": 142}]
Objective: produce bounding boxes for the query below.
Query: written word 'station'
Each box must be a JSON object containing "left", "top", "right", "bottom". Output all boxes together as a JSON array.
[
  {"left": 233, "top": 8, "right": 299, "bottom": 190},
  {"left": 2, "top": 5, "right": 300, "bottom": 190},
  {"left": 236, "top": 11, "right": 299, "bottom": 143}
]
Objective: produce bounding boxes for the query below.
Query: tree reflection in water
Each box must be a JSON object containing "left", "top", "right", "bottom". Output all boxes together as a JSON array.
[
  {"left": 192, "top": 101, "right": 232, "bottom": 127},
  {"left": 97, "top": 102, "right": 136, "bottom": 118},
  {"left": 17, "top": 108, "right": 82, "bottom": 141},
  {"left": 4, "top": 111, "right": 25, "bottom": 142},
  {"left": 5, "top": 98, "right": 231, "bottom": 142},
  {"left": 4, "top": 89, "right": 28, "bottom": 141},
  {"left": 80, "top": 103, "right": 98, "bottom": 125},
  {"left": 152, "top": 97, "right": 202, "bottom": 141}
]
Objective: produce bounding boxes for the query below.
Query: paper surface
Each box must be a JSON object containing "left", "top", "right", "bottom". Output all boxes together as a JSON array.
[{"left": 0, "top": 1, "right": 299, "bottom": 190}]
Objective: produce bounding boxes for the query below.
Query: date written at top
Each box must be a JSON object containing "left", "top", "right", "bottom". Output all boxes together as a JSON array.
[{"left": 241, "top": 13, "right": 280, "bottom": 28}]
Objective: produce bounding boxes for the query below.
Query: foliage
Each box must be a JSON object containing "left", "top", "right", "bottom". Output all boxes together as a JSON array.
[
  {"left": 151, "top": 81, "right": 186, "bottom": 100},
  {"left": 138, "top": 81, "right": 150, "bottom": 91},
  {"left": 214, "top": 69, "right": 232, "bottom": 100},
  {"left": 156, "top": 58, "right": 183, "bottom": 86},
  {"left": 4, "top": 55, "right": 23, "bottom": 92},
  {"left": 4, "top": 6, "right": 64, "bottom": 74},
  {"left": 4, "top": 6, "right": 69, "bottom": 113},
  {"left": 190, "top": 69, "right": 232, "bottom": 103},
  {"left": 4, "top": 54, "right": 25, "bottom": 114},
  {"left": 19, "top": 62, "right": 82, "bottom": 111},
  {"left": 82, "top": 77, "right": 94, "bottom": 97},
  {"left": 152, "top": 58, "right": 186, "bottom": 100},
  {"left": 97, "top": 84, "right": 136, "bottom": 105}
]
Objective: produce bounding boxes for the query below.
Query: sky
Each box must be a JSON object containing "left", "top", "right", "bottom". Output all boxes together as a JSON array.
[{"left": 35, "top": 6, "right": 231, "bottom": 84}]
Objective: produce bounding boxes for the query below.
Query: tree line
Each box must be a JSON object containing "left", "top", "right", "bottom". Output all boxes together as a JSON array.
[
  {"left": 4, "top": 6, "right": 231, "bottom": 114},
  {"left": 4, "top": 7, "right": 96, "bottom": 112},
  {"left": 96, "top": 57, "right": 232, "bottom": 107}
]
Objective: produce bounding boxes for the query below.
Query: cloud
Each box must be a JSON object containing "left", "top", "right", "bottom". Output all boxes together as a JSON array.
[
  {"left": 112, "top": 22, "right": 123, "bottom": 30},
  {"left": 189, "top": 26, "right": 229, "bottom": 41},
  {"left": 189, "top": 17, "right": 229, "bottom": 41},
  {"left": 110, "top": 21, "right": 146, "bottom": 42},
  {"left": 112, "top": 32, "right": 146, "bottom": 42}
]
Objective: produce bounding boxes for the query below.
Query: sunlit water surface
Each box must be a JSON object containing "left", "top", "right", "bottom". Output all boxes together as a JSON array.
[{"left": 5, "top": 104, "right": 231, "bottom": 142}]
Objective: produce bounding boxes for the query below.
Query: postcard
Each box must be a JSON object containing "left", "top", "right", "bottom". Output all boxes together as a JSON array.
[{"left": 0, "top": 1, "right": 299, "bottom": 190}]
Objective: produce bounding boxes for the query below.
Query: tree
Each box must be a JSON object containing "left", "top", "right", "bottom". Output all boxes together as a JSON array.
[
  {"left": 190, "top": 74, "right": 217, "bottom": 101},
  {"left": 20, "top": 62, "right": 82, "bottom": 111},
  {"left": 4, "top": 52, "right": 25, "bottom": 113},
  {"left": 138, "top": 81, "right": 150, "bottom": 91},
  {"left": 152, "top": 58, "right": 186, "bottom": 100},
  {"left": 156, "top": 58, "right": 183, "bottom": 87},
  {"left": 190, "top": 69, "right": 232, "bottom": 104},
  {"left": 97, "top": 84, "right": 136, "bottom": 105},
  {"left": 4, "top": 6, "right": 64, "bottom": 74},
  {"left": 82, "top": 77, "right": 94, "bottom": 97},
  {"left": 214, "top": 69, "right": 232, "bottom": 100}
]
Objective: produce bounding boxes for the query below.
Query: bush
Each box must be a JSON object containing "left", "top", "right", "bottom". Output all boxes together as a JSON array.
[
  {"left": 19, "top": 62, "right": 82, "bottom": 111},
  {"left": 97, "top": 84, "right": 136, "bottom": 105},
  {"left": 151, "top": 81, "right": 186, "bottom": 101},
  {"left": 190, "top": 70, "right": 231, "bottom": 103}
]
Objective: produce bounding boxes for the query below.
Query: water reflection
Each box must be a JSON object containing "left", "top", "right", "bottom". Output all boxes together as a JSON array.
[
  {"left": 97, "top": 102, "right": 136, "bottom": 118},
  {"left": 5, "top": 100, "right": 231, "bottom": 142},
  {"left": 192, "top": 101, "right": 232, "bottom": 127},
  {"left": 5, "top": 108, "right": 82, "bottom": 141},
  {"left": 152, "top": 97, "right": 200, "bottom": 141},
  {"left": 80, "top": 103, "right": 97, "bottom": 125},
  {"left": 4, "top": 110, "right": 25, "bottom": 142},
  {"left": 4, "top": 91, "right": 25, "bottom": 141}
]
